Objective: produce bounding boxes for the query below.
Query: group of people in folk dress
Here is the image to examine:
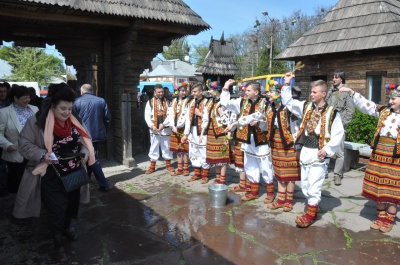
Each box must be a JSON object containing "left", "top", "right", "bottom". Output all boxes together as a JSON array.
[{"left": 144, "top": 72, "right": 400, "bottom": 231}]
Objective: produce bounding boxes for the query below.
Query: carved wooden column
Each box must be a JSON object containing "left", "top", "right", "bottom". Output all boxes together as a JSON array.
[
  {"left": 103, "top": 31, "right": 114, "bottom": 160},
  {"left": 109, "top": 26, "right": 138, "bottom": 167}
]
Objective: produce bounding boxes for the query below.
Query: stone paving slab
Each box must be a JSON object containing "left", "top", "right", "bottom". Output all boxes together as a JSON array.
[{"left": 1, "top": 153, "right": 400, "bottom": 264}]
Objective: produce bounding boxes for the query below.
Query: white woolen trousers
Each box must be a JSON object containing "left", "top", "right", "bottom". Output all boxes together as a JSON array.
[
  {"left": 300, "top": 163, "right": 327, "bottom": 206},
  {"left": 148, "top": 134, "right": 173, "bottom": 161},
  {"left": 244, "top": 153, "right": 274, "bottom": 184},
  {"left": 188, "top": 126, "right": 209, "bottom": 169}
]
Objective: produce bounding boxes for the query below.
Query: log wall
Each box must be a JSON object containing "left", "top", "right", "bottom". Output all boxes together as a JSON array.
[{"left": 293, "top": 50, "right": 400, "bottom": 102}]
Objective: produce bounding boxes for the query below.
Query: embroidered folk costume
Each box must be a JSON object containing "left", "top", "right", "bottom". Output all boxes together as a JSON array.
[
  {"left": 265, "top": 99, "right": 301, "bottom": 212},
  {"left": 169, "top": 86, "right": 191, "bottom": 176},
  {"left": 281, "top": 83, "right": 344, "bottom": 228},
  {"left": 229, "top": 112, "right": 247, "bottom": 192},
  {"left": 221, "top": 90, "right": 274, "bottom": 202},
  {"left": 350, "top": 88, "right": 400, "bottom": 232},
  {"left": 201, "top": 97, "right": 230, "bottom": 184},
  {"left": 183, "top": 94, "right": 210, "bottom": 183},
  {"left": 266, "top": 104, "right": 300, "bottom": 182},
  {"left": 226, "top": 89, "right": 248, "bottom": 193},
  {"left": 144, "top": 95, "right": 173, "bottom": 174}
]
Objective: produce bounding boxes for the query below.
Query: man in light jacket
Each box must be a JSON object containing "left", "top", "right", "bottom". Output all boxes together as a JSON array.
[{"left": 326, "top": 71, "right": 355, "bottom": 186}]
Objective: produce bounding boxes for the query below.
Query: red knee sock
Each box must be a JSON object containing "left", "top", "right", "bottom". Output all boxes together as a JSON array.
[
  {"left": 286, "top": 191, "right": 294, "bottom": 205},
  {"left": 250, "top": 182, "right": 260, "bottom": 197},
  {"left": 176, "top": 162, "right": 183, "bottom": 172},
  {"left": 183, "top": 163, "right": 189, "bottom": 174},
  {"left": 194, "top": 167, "right": 201, "bottom": 178},
  {"left": 276, "top": 192, "right": 286, "bottom": 204},
  {"left": 266, "top": 183, "right": 274, "bottom": 197},
  {"left": 383, "top": 210, "right": 396, "bottom": 225},
  {"left": 219, "top": 175, "right": 226, "bottom": 184},
  {"left": 245, "top": 178, "right": 251, "bottom": 194},
  {"left": 201, "top": 168, "right": 210, "bottom": 179},
  {"left": 149, "top": 161, "right": 156, "bottom": 170},
  {"left": 304, "top": 204, "right": 318, "bottom": 222}
]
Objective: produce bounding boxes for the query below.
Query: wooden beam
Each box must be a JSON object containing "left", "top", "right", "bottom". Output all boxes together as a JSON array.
[
  {"left": 0, "top": 6, "right": 130, "bottom": 27},
  {"left": 134, "top": 20, "right": 197, "bottom": 35}
]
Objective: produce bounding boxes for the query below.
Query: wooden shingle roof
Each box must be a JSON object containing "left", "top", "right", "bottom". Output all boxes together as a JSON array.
[
  {"left": 16, "top": 0, "right": 210, "bottom": 27},
  {"left": 197, "top": 33, "right": 239, "bottom": 76},
  {"left": 276, "top": 0, "right": 400, "bottom": 60}
]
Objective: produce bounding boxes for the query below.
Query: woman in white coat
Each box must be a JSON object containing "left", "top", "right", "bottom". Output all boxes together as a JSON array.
[{"left": 0, "top": 85, "right": 38, "bottom": 193}]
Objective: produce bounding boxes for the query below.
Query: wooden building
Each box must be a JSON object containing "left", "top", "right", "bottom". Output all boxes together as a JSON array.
[
  {"left": 276, "top": 0, "right": 400, "bottom": 104},
  {"left": 0, "top": 0, "right": 209, "bottom": 166},
  {"left": 197, "top": 33, "right": 239, "bottom": 87}
]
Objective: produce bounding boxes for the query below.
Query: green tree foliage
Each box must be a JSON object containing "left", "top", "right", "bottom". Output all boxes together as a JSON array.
[
  {"left": 228, "top": 33, "right": 249, "bottom": 78},
  {"left": 255, "top": 47, "right": 288, "bottom": 76},
  {"left": 162, "top": 37, "right": 190, "bottom": 61},
  {"left": 0, "top": 47, "right": 10, "bottom": 60},
  {"left": 191, "top": 41, "right": 209, "bottom": 67},
  {"left": 345, "top": 109, "right": 378, "bottom": 144},
  {"left": 0, "top": 46, "right": 64, "bottom": 86},
  {"left": 254, "top": 48, "right": 269, "bottom": 76},
  {"left": 227, "top": 6, "right": 331, "bottom": 79}
]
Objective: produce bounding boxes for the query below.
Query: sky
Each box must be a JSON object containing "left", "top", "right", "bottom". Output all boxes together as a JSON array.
[{"left": 183, "top": 0, "right": 339, "bottom": 46}]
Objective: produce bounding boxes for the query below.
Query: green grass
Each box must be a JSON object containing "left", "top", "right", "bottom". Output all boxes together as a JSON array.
[
  {"left": 228, "top": 223, "right": 236, "bottom": 233},
  {"left": 124, "top": 183, "right": 147, "bottom": 194}
]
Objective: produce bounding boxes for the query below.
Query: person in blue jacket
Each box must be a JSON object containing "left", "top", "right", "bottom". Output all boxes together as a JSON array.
[{"left": 74, "top": 84, "right": 111, "bottom": 191}]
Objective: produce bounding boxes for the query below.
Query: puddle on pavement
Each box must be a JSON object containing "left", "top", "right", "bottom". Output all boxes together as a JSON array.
[
  {"left": 3, "top": 184, "right": 400, "bottom": 264},
  {"left": 145, "top": 191, "right": 247, "bottom": 249}
]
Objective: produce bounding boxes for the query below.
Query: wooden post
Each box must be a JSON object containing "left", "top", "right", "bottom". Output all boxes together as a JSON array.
[
  {"left": 121, "top": 93, "right": 135, "bottom": 167},
  {"left": 103, "top": 32, "right": 114, "bottom": 160}
]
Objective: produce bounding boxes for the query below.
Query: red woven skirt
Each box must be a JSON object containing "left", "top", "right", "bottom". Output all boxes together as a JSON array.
[
  {"left": 270, "top": 129, "right": 300, "bottom": 182},
  {"left": 170, "top": 127, "right": 188, "bottom": 154},
  {"left": 362, "top": 136, "right": 400, "bottom": 204},
  {"left": 206, "top": 126, "right": 230, "bottom": 165},
  {"left": 234, "top": 140, "right": 244, "bottom": 170}
]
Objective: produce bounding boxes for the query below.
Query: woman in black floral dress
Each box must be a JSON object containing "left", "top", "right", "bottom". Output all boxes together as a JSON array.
[{"left": 17, "top": 86, "right": 95, "bottom": 262}]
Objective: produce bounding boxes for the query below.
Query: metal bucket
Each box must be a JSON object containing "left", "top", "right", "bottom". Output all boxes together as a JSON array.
[{"left": 208, "top": 184, "right": 228, "bottom": 208}]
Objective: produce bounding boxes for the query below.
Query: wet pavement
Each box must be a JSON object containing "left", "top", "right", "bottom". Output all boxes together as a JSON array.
[{"left": 1, "top": 153, "right": 400, "bottom": 264}]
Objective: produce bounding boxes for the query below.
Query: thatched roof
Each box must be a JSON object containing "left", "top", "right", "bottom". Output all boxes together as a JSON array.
[
  {"left": 276, "top": 0, "right": 400, "bottom": 60},
  {"left": 197, "top": 33, "right": 239, "bottom": 76},
  {"left": 15, "top": 0, "right": 210, "bottom": 27}
]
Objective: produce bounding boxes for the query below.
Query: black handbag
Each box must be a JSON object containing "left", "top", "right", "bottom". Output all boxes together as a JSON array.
[{"left": 51, "top": 154, "right": 89, "bottom": 193}]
